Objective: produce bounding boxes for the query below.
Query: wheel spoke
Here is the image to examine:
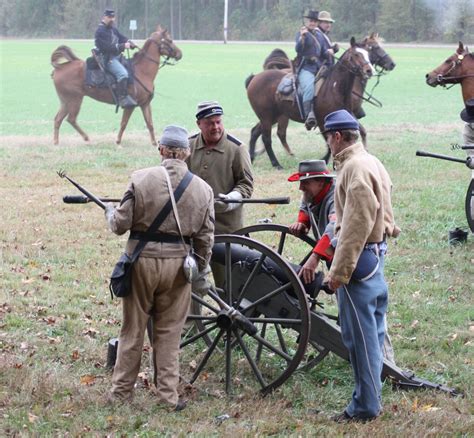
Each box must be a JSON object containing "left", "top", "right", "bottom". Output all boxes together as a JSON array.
[
  {"left": 235, "top": 253, "right": 266, "bottom": 306},
  {"left": 192, "top": 292, "right": 220, "bottom": 314},
  {"left": 190, "top": 328, "right": 225, "bottom": 384},
  {"left": 248, "top": 317, "right": 302, "bottom": 325},
  {"left": 233, "top": 328, "right": 267, "bottom": 389},
  {"left": 252, "top": 333, "right": 293, "bottom": 362},
  {"left": 241, "top": 282, "right": 292, "bottom": 314},
  {"left": 277, "top": 231, "right": 287, "bottom": 254},
  {"left": 255, "top": 322, "right": 267, "bottom": 364},
  {"left": 225, "top": 242, "right": 233, "bottom": 305},
  {"left": 180, "top": 323, "right": 219, "bottom": 348},
  {"left": 275, "top": 323, "right": 288, "bottom": 354},
  {"left": 225, "top": 328, "right": 232, "bottom": 394}
]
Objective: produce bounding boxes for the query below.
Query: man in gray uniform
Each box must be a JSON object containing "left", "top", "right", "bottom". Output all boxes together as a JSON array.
[
  {"left": 104, "top": 125, "right": 215, "bottom": 410},
  {"left": 187, "top": 101, "right": 254, "bottom": 234}
]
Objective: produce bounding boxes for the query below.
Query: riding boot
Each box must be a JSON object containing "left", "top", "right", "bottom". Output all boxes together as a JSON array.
[
  {"left": 304, "top": 100, "right": 316, "bottom": 130},
  {"left": 117, "top": 79, "right": 137, "bottom": 108}
]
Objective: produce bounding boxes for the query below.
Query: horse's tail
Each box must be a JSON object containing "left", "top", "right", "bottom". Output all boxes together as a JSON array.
[
  {"left": 51, "top": 45, "right": 80, "bottom": 68},
  {"left": 245, "top": 74, "right": 255, "bottom": 89}
]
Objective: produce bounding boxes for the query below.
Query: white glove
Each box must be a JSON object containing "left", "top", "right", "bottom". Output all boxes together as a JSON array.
[
  {"left": 215, "top": 191, "right": 243, "bottom": 213},
  {"left": 104, "top": 203, "right": 116, "bottom": 227}
]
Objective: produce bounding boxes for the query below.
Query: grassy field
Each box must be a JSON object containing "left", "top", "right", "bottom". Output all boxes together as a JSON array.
[{"left": 0, "top": 40, "right": 473, "bottom": 436}]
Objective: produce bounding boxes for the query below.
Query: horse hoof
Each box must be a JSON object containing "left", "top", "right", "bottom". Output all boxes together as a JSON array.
[{"left": 275, "top": 165, "right": 283, "bottom": 171}]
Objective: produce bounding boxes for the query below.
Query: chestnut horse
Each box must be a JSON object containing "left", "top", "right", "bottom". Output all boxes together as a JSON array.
[
  {"left": 426, "top": 41, "right": 474, "bottom": 102},
  {"left": 51, "top": 26, "right": 182, "bottom": 146},
  {"left": 247, "top": 34, "right": 395, "bottom": 168},
  {"left": 246, "top": 38, "right": 375, "bottom": 168}
]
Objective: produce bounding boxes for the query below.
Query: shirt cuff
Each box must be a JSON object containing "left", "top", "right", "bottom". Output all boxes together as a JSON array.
[
  {"left": 297, "top": 211, "right": 310, "bottom": 228},
  {"left": 313, "top": 234, "right": 334, "bottom": 261}
]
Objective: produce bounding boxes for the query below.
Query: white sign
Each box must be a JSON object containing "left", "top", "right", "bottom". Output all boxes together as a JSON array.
[{"left": 129, "top": 20, "right": 137, "bottom": 31}]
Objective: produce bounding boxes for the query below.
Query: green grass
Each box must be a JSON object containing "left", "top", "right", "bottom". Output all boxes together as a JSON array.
[{"left": 1, "top": 40, "right": 473, "bottom": 436}]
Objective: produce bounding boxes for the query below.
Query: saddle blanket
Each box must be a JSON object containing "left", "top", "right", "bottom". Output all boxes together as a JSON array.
[{"left": 85, "top": 56, "right": 134, "bottom": 88}]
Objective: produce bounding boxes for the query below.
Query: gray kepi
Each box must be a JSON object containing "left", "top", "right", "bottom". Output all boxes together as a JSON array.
[{"left": 159, "top": 125, "right": 189, "bottom": 148}]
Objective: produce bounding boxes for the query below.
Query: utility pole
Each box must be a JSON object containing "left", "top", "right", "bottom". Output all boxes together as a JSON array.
[{"left": 224, "top": 0, "right": 228, "bottom": 43}]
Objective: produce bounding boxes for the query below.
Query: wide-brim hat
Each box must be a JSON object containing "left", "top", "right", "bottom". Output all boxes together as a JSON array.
[
  {"left": 288, "top": 160, "right": 335, "bottom": 182},
  {"left": 322, "top": 109, "right": 359, "bottom": 134},
  {"left": 318, "top": 11, "right": 334, "bottom": 23},
  {"left": 196, "top": 101, "right": 224, "bottom": 120},
  {"left": 460, "top": 98, "right": 474, "bottom": 123},
  {"left": 304, "top": 10, "right": 319, "bottom": 20}
]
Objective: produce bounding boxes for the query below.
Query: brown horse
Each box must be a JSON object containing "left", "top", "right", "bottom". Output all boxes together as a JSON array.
[
  {"left": 426, "top": 41, "right": 474, "bottom": 102},
  {"left": 246, "top": 38, "right": 375, "bottom": 168},
  {"left": 51, "top": 26, "right": 182, "bottom": 146},
  {"left": 247, "top": 34, "right": 395, "bottom": 168}
]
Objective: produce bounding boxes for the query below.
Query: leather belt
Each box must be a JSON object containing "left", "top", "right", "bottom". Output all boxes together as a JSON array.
[{"left": 129, "top": 231, "right": 191, "bottom": 245}]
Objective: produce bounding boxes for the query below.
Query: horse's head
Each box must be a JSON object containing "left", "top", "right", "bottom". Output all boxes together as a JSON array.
[
  {"left": 149, "top": 26, "right": 183, "bottom": 61},
  {"left": 341, "top": 37, "right": 375, "bottom": 80},
  {"left": 361, "top": 32, "right": 396, "bottom": 71},
  {"left": 426, "top": 42, "right": 471, "bottom": 87}
]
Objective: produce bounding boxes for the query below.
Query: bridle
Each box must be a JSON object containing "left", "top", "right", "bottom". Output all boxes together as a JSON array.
[
  {"left": 435, "top": 52, "right": 474, "bottom": 86},
  {"left": 134, "top": 34, "right": 180, "bottom": 68},
  {"left": 338, "top": 47, "right": 373, "bottom": 80}
]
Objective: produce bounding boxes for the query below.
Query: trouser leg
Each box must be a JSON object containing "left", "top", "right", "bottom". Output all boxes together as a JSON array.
[
  {"left": 337, "top": 258, "right": 387, "bottom": 418},
  {"left": 111, "top": 261, "right": 152, "bottom": 399},
  {"left": 151, "top": 258, "right": 191, "bottom": 406},
  {"left": 107, "top": 56, "right": 129, "bottom": 82}
]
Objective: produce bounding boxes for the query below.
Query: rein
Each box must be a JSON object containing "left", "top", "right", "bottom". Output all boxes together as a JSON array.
[{"left": 351, "top": 71, "right": 384, "bottom": 108}]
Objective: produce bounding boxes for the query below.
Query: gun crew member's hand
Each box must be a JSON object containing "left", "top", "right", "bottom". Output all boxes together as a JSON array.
[
  {"left": 298, "top": 253, "right": 320, "bottom": 284},
  {"left": 288, "top": 222, "right": 309, "bottom": 237},
  {"left": 214, "top": 191, "right": 242, "bottom": 213},
  {"left": 300, "top": 26, "right": 309, "bottom": 37},
  {"left": 324, "top": 274, "right": 342, "bottom": 293}
]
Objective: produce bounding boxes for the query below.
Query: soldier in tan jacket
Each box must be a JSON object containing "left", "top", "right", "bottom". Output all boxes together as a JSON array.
[
  {"left": 323, "top": 110, "right": 400, "bottom": 423},
  {"left": 187, "top": 101, "right": 254, "bottom": 234},
  {"left": 104, "top": 125, "right": 215, "bottom": 410}
]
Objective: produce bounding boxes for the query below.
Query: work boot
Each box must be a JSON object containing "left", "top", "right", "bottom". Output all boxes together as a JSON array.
[
  {"left": 117, "top": 79, "right": 137, "bottom": 108},
  {"left": 303, "top": 100, "right": 316, "bottom": 130}
]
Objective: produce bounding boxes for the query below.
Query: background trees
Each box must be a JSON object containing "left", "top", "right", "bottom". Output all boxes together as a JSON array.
[{"left": 1, "top": 0, "right": 473, "bottom": 43}]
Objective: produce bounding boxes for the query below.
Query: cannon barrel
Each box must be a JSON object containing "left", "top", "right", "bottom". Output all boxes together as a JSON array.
[{"left": 416, "top": 150, "right": 468, "bottom": 164}]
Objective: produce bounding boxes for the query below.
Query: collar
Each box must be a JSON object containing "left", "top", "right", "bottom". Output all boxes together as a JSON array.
[
  {"left": 333, "top": 142, "right": 365, "bottom": 170},
  {"left": 195, "top": 131, "right": 227, "bottom": 153},
  {"left": 161, "top": 158, "right": 188, "bottom": 168},
  {"left": 312, "top": 180, "right": 333, "bottom": 205}
]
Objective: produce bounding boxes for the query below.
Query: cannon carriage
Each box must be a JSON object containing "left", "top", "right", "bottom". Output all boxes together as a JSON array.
[{"left": 180, "top": 224, "right": 458, "bottom": 397}]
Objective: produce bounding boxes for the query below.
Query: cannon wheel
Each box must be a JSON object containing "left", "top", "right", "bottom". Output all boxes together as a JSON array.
[
  {"left": 466, "top": 178, "right": 474, "bottom": 233},
  {"left": 233, "top": 224, "right": 332, "bottom": 370},
  {"left": 180, "top": 234, "right": 311, "bottom": 396}
]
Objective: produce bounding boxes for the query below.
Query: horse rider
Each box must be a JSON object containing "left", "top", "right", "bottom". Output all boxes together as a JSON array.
[
  {"left": 104, "top": 125, "right": 215, "bottom": 410},
  {"left": 94, "top": 9, "right": 138, "bottom": 108},
  {"left": 323, "top": 110, "right": 400, "bottom": 422},
  {"left": 287, "top": 159, "right": 397, "bottom": 366},
  {"left": 295, "top": 10, "right": 339, "bottom": 130}
]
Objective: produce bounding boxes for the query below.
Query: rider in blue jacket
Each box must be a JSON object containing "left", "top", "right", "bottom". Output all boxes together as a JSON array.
[
  {"left": 95, "top": 9, "right": 137, "bottom": 108},
  {"left": 295, "top": 10, "right": 339, "bottom": 130}
]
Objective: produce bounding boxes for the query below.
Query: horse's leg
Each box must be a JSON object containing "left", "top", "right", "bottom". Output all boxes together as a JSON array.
[
  {"left": 53, "top": 103, "right": 68, "bottom": 145},
  {"left": 276, "top": 116, "right": 294, "bottom": 156},
  {"left": 140, "top": 104, "right": 157, "bottom": 146},
  {"left": 66, "top": 98, "right": 89, "bottom": 142},
  {"left": 261, "top": 121, "right": 283, "bottom": 170},
  {"left": 116, "top": 107, "right": 135, "bottom": 145},
  {"left": 249, "top": 123, "right": 262, "bottom": 162}
]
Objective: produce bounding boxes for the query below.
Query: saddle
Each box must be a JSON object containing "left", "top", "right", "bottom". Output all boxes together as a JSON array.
[{"left": 84, "top": 49, "right": 134, "bottom": 88}]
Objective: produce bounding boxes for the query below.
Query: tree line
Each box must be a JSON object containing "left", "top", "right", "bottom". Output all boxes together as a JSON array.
[{"left": 1, "top": 0, "right": 474, "bottom": 43}]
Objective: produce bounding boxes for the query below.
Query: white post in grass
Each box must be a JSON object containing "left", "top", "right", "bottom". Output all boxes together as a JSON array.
[{"left": 224, "top": 0, "right": 228, "bottom": 44}]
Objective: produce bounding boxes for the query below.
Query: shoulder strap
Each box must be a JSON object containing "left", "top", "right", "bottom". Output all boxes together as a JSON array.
[{"left": 129, "top": 169, "right": 193, "bottom": 262}]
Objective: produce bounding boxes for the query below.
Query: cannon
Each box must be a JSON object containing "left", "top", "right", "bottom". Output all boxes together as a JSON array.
[
  {"left": 416, "top": 149, "right": 474, "bottom": 232},
  {"left": 180, "top": 225, "right": 459, "bottom": 396}
]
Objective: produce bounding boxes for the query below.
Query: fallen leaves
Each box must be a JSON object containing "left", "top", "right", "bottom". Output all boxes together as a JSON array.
[{"left": 80, "top": 374, "right": 96, "bottom": 386}]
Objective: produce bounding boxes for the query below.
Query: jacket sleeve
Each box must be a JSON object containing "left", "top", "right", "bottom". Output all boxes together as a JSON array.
[
  {"left": 329, "top": 177, "right": 379, "bottom": 283},
  {"left": 192, "top": 190, "right": 215, "bottom": 269},
  {"left": 107, "top": 182, "right": 135, "bottom": 235},
  {"left": 231, "top": 146, "right": 254, "bottom": 199},
  {"left": 295, "top": 31, "right": 304, "bottom": 53}
]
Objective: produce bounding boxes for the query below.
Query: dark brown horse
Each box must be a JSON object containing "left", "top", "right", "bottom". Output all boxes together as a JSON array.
[
  {"left": 246, "top": 35, "right": 393, "bottom": 168},
  {"left": 426, "top": 41, "right": 474, "bottom": 102},
  {"left": 51, "top": 26, "right": 182, "bottom": 146}
]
